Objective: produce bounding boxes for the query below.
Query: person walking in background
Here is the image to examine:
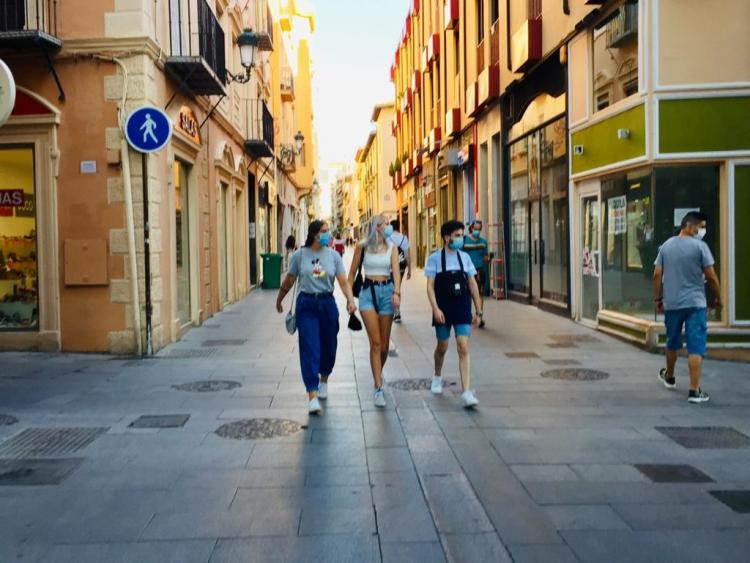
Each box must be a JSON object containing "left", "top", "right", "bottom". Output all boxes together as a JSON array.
[
  {"left": 277, "top": 220, "right": 357, "bottom": 414},
  {"left": 427, "top": 220, "right": 482, "bottom": 408},
  {"left": 349, "top": 215, "right": 402, "bottom": 408},
  {"left": 463, "top": 220, "right": 489, "bottom": 328},
  {"left": 333, "top": 231, "right": 346, "bottom": 256},
  {"left": 284, "top": 234, "right": 297, "bottom": 271},
  {"left": 389, "top": 219, "right": 411, "bottom": 323},
  {"left": 653, "top": 211, "right": 722, "bottom": 404}
]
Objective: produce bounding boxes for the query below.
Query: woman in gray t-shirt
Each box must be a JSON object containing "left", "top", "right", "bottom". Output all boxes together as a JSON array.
[{"left": 276, "top": 220, "right": 357, "bottom": 414}]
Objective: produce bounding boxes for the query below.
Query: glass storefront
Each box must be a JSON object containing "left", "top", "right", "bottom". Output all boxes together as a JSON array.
[
  {"left": 0, "top": 146, "right": 38, "bottom": 331},
  {"left": 600, "top": 165, "right": 720, "bottom": 320},
  {"left": 174, "top": 160, "right": 191, "bottom": 326},
  {"left": 507, "top": 116, "right": 569, "bottom": 306},
  {"left": 219, "top": 182, "right": 229, "bottom": 306}
]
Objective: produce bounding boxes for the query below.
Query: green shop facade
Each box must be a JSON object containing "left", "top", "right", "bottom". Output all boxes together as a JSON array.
[{"left": 569, "top": 93, "right": 750, "bottom": 355}]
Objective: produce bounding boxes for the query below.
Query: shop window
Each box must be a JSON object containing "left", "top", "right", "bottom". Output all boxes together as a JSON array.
[
  {"left": 174, "top": 159, "right": 192, "bottom": 325},
  {"left": 508, "top": 138, "right": 529, "bottom": 294},
  {"left": 0, "top": 147, "right": 38, "bottom": 331},
  {"left": 592, "top": 1, "right": 639, "bottom": 112},
  {"left": 601, "top": 165, "right": 720, "bottom": 320}
]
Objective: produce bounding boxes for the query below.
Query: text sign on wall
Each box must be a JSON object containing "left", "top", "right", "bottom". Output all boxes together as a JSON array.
[
  {"left": 0, "top": 189, "right": 24, "bottom": 207},
  {"left": 176, "top": 106, "right": 201, "bottom": 145}
]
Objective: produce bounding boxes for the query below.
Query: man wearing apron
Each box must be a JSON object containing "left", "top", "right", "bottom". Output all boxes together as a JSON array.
[{"left": 425, "top": 220, "right": 483, "bottom": 408}]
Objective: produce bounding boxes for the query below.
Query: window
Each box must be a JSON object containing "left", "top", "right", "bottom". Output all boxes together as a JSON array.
[
  {"left": 477, "top": 0, "right": 485, "bottom": 44},
  {"left": 592, "top": 1, "right": 639, "bottom": 112},
  {"left": 491, "top": 0, "right": 499, "bottom": 23},
  {"left": 596, "top": 91, "right": 610, "bottom": 111},
  {"left": 528, "top": 0, "right": 542, "bottom": 20},
  {"left": 0, "top": 146, "right": 39, "bottom": 331}
]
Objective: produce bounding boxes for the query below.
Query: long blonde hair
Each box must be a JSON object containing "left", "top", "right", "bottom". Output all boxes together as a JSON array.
[{"left": 363, "top": 214, "right": 388, "bottom": 253}]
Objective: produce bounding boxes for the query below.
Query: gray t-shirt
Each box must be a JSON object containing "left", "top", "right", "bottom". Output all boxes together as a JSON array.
[
  {"left": 655, "top": 236, "right": 715, "bottom": 310},
  {"left": 288, "top": 246, "right": 346, "bottom": 294}
]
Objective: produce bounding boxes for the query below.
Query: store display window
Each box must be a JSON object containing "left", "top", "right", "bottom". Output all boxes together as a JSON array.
[{"left": 0, "top": 146, "right": 38, "bottom": 331}]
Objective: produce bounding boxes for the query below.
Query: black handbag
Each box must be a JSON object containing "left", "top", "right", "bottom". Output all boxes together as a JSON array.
[
  {"left": 352, "top": 247, "right": 364, "bottom": 297},
  {"left": 347, "top": 313, "right": 363, "bottom": 331}
]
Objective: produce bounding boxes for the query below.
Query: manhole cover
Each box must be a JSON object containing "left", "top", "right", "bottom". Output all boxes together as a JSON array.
[
  {"left": 634, "top": 464, "right": 714, "bottom": 483},
  {"left": 172, "top": 380, "right": 242, "bottom": 392},
  {"left": 129, "top": 414, "right": 190, "bottom": 428},
  {"left": 202, "top": 339, "right": 247, "bottom": 347},
  {"left": 215, "top": 418, "right": 302, "bottom": 440},
  {"left": 655, "top": 427, "right": 750, "bottom": 449},
  {"left": 709, "top": 491, "right": 750, "bottom": 514},
  {"left": 505, "top": 352, "right": 539, "bottom": 359},
  {"left": 0, "top": 427, "right": 108, "bottom": 459},
  {"left": 0, "top": 414, "right": 18, "bottom": 426},
  {"left": 549, "top": 334, "right": 601, "bottom": 343},
  {"left": 541, "top": 369, "right": 609, "bottom": 381},
  {"left": 388, "top": 378, "right": 457, "bottom": 391},
  {"left": 543, "top": 359, "right": 581, "bottom": 366},
  {"left": 0, "top": 459, "right": 83, "bottom": 486},
  {"left": 161, "top": 348, "right": 217, "bottom": 359}
]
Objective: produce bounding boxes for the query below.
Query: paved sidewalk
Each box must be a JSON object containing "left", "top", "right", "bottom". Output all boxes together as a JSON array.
[{"left": 2, "top": 265, "right": 750, "bottom": 562}]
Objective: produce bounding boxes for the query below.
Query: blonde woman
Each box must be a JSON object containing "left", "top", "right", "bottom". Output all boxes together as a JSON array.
[{"left": 348, "top": 215, "right": 402, "bottom": 407}]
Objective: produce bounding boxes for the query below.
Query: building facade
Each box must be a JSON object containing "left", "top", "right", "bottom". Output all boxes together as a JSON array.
[{"left": 0, "top": 0, "right": 316, "bottom": 354}]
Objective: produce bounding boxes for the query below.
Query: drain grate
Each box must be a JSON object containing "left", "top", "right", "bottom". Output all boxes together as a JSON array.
[
  {"left": 549, "top": 334, "right": 601, "bottom": 343},
  {"left": 505, "top": 352, "right": 539, "bottom": 359},
  {"left": 709, "top": 491, "right": 750, "bottom": 514},
  {"left": 541, "top": 369, "right": 609, "bottom": 381},
  {"left": 0, "top": 414, "right": 18, "bottom": 426},
  {"left": 0, "top": 458, "right": 84, "bottom": 486},
  {"left": 655, "top": 427, "right": 750, "bottom": 449},
  {"left": 0, "top": 427, "right": 108, "bottom": 459},
  {"left": 202, "top": 339, "right": 247, "bottom": 347},
  {"left": 129, "top": 415, "right": 190, "bottom": 428},
  {"left": 160, "top": 348, "right": 217, "bottom": 359},
  {"left": 388, "top": 378, "right": 457, "bottom": 391},
  {"left": 634, "top": 464, "right": 714, "bottom": 483},
  {"left": 172, "top": 380, "right": 242, "bottom": 392},
  {"left": 216, "top": 418, "right": 302, "bottom": 440},
  {"left": 543, "top": 359, "right": 581, "bottom": 366}
]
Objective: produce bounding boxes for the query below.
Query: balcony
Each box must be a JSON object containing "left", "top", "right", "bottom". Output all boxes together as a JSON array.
[
  {"left": 412, "top": 150, "right": 423, "bottom": 172},
  {"left": 445, "top": 108, "right": 461, "bottom": 137},
  {"left": 167, "top": 0, "right": 226, "bottom": 96},
  {"left": 477, "top": 64, "right": 500, "bottom": 107},
  {"left": 0, "top": 0, "right": 61, "bottom": 51},
  {"left": 466, "top": 81, "right": 478, "bottom": 117},
  {"left": 253, "top": 0, "right": 273, "bottom": 51},
  {"left": 429, "top": 127, "right": 442, "bottom": 155},
  {"left": 426, "top": 33, "right": 440, "bottom": 66},
  {"left": 244, "top": 99, "right": 274, "bottom": 159},
  {"left": 511, "top": 18, "right": 542, "bottom": 74},
  {"left": 444, "top": 0, "right": 459, "bottom": 30},
  {"left": 607, "top": 4, "right": 638, "bottom": 48},
  {"left": 280, "top": 67, "right": 294, "bottom": 102}
]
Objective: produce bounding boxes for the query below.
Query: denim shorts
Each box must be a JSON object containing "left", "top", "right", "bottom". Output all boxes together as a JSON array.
[
  {"left": 358, "top": 281, "right": 394, "bottom": 316},
  {"left": 665, "top": 307, "right": 707, "bottom": 356},
  {"left": 435, "top": 323, "right": 472, "bottom": 342}
]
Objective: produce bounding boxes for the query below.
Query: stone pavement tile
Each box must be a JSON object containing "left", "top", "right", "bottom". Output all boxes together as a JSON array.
[
  {"left": 246, "top": 442, "right": 367, "bottom": 468},
  {"left": 562, "top": 529, "right": 750, "bottom": 563},
  {"left": 0, "top": 542, "right": 50, "bottom": 563},
  {"left": 422, "top": 474, "right": 495, "bottom": 534},
  {"left": 411, "top": 451, "right": 462, "bottom": 476},
  {"left": 298, "top": 505, "right": 376, "bottom": 535},
  {"left": 490, "top": 439, "right": 624, "bottom": 464},
  {"left": 209, "top": 534, "right": 380, "bottom": 563},
  {"left": 506, "top": 544, "right": 579, "bottom": 563},
  {"left": 231, "top": 485, "right": 372, "bottom": 512},
  {"left": 305, "top": 465, "right": 370, "bottom": 486},
  {"left": 38, "top": 539, "right": 216, "bottom": 563},
  {"left": 612, "top": 502, "right": 750, "bottom": 530},
  {"left": 441, "top": 532, "right": 513, "bottom": 563},
  {"left": 309, "top": 428, "right": 365, "bottom": 445},
  {"left": 511, "top": 464, "right": 580, "bottom": 482},
  {"left": 544, "top": 505, "right": 629, "bottom": 531},
  {"left": 380, "top": 541, "right": 446, "bottom": 563},
  {"left": 569, "top": 463, "right": 651, "bottom": 483},
  {"left": 371, "top": 472, "right": 438, "bottom": 543},
  {"left": 525, "top": 481, "right": 713, "bottom": 506},
  {"left": 362, "top": 412, "right": 407, "bottom": 447},
  {"left": 367, "top": 446, "right": 415, "bottom": 472}
]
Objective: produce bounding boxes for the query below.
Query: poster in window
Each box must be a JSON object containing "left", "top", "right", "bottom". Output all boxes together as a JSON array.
[
  {"left": 14, "top": 194, "right": 35, "bottom": 218},
  {"left": 607, "top": 195, "right": 627, "bottom": 235}
]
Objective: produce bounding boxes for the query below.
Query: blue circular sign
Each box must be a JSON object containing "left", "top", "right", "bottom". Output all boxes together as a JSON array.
[{"left": 124, "top": 106, "right": 173, "bottom": 153}]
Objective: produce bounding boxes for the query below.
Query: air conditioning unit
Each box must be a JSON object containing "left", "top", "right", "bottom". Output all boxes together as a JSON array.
[{"left": 438, "top": 148, "right": 460, "bottom": 170}]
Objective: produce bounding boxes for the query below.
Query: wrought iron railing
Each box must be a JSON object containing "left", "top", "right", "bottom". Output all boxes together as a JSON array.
[
  {"left": 280, "top": 67, "right": 294, "bottom": 95},
  {"left": 0, "top": 0, "right": 56, "bottom": 35},
  {"left": 168, "top": 0, "right": 226, "bottom": 83},
  {"left": 246, "top": 99, "right": 274, "bottom": 148},
  {"left": 607, "top": 3, "right": 638, "bottom": 48}
]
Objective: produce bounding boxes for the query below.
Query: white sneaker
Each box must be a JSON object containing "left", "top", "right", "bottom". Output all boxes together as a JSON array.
[
  {"left": 308, "top": 397, "right": 322, "bottom": 414},
  {"left": 318, "top": 382, "right": 328, "bottom": 400},
  {"left": 431, "top": 376, "right": 443, "bottom": 395},
  {"left": 373, "top": 388, "right": 387, "bottom": 408},
  {"left": 461, "top": 390, "right": 479, "bottom": 409}
]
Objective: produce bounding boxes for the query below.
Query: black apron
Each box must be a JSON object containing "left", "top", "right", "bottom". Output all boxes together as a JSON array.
[{"left": 433, "top": 249, "right": 473, "bottom": 327}]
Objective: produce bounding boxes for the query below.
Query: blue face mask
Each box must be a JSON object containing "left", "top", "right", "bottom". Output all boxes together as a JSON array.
[
  {"left": 383, "top": 225, "right": 394, "bottom": 238},
  {"left": 318, "top": 232, "right": 332, "bottom": 246},
  {"left": 449, "top": 237, "right": 464, "bottom": 250}
]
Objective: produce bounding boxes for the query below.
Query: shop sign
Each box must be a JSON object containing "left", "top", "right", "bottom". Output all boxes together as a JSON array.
[
  {"left": 582, "top": 248, "right": 599, "bottom": 277},
  {"left": 0, "top": 189, "right": 24, "bottom": 207},
  {"left": 177, "top": 106, "right": 201, "bottom": 144},
  {"left": 0, "top": 59, "right": 16, "bottom": 128},
  {"left": 457, "top": 145, "right": 473, "bottom": 167},
  {"left": 425, "top": 190, "right": 436, "bottom": 208},
  {"left": 607, "top": 195, "right": 627, "bottom": 234}
]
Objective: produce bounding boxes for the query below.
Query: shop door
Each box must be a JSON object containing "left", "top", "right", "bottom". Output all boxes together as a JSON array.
[
  {"left": 219, "top": 183, "right": 229, "bottom": 305},
  {"left": 248, "top": 173, "right": 257, "bottom": 286},
  {"left": 530, "top": 200, "right": 542, "bottom": 302},
  {"left": 580, "top": 192, "right": 601, "bottom": 324},
  {"left": 174, "top": 159, "right": 192, "bottom": 327}
]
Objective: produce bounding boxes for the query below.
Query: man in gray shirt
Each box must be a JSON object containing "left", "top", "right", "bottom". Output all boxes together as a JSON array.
[{"left": 653, "top": 211, "right": 722, "bottom": 403}]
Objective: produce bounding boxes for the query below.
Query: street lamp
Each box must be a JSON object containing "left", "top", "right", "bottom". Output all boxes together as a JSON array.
[
  {"left": 294, "top": 130, "right": 305, "bottom": 153},
  {"left": 227, "top": 28, "right": 259, "bottom": 84},
  {"left": 280, "top": 131, "right": 305, "bottom": 163}
]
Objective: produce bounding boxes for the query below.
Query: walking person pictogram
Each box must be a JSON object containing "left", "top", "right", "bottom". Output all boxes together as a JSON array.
[{"left": 140, "top": 113, "right": 159, "bottom": 144}]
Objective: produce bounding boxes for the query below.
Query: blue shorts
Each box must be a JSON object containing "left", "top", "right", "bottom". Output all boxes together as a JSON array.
[
  {"left": 665, "top": 307, "right": 707, "bottom": 356},
  {"left": 435, "top": 324, "right": 472, "bottom": 342},
  {"left": 358, "top": 282, "right": 394, "bottom": 316}
]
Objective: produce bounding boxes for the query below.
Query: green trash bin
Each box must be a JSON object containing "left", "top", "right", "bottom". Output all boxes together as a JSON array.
[{"left": 260, "top": 253, "right": 283, "bottom": 289}]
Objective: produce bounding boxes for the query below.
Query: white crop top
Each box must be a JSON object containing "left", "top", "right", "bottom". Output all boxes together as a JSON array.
[{"left": 362, "top": 242, "right": 393, "bottom": 277}]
